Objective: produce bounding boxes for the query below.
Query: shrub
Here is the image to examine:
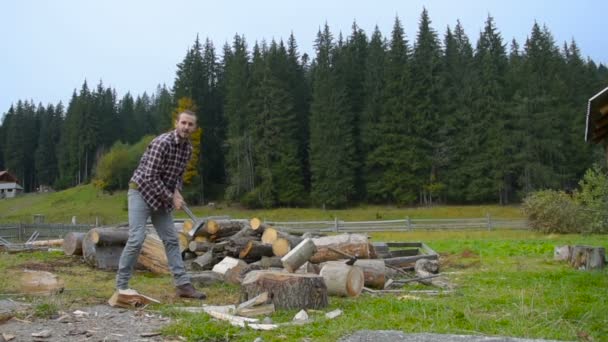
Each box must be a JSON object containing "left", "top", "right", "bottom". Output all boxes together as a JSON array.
[
  {"left": 573, "top": 164, "right": 608, "bottom": 233},
  {"left": 522, "top": 190, "right": 588, "bottom": 233}
]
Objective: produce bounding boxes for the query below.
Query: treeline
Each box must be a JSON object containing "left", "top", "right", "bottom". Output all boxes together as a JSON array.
[{"left": 1, "top": 10, "right": 607, "bottom": 207}]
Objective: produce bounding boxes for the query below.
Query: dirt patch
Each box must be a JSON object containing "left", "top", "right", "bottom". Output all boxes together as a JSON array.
[
  {"left": 0, "top": 304, "right": 174, "bottom": 341},
  {"left": 11, "top": 258, "right": 81, "bottom": 273},
  {"left": 460, "top": 248, "right": 478, "bottom": 258},
  {"left": 440, "top": 253, "right": 480, "bottom": 270}
]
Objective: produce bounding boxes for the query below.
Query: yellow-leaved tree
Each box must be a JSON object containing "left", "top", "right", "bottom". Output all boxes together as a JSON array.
[{"left": 172, "top": 97, "right": 202, "bottom": 185}]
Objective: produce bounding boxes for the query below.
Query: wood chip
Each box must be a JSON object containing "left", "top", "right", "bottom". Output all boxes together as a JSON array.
[
  {"left": 141, "top": 332, "right": 162, "bottom": 337},
  {"left": 31, "top": 330, "right": 52, "bottom": 338}
]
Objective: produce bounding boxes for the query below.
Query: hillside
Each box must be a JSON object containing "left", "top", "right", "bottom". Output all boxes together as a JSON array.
[{"left": 0, "top": 184, "right": 524, "bottom": 224}]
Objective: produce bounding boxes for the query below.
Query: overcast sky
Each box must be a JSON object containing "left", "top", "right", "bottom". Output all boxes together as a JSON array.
[{"left": 1, "top": 0, "right": 607, "bottom": 119}]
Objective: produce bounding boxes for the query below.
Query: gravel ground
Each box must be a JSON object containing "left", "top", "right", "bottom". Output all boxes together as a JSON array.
[
  {"left": 338, "top": 330, "right": 566, "bottom": 342},
  {"left": 0, "top": 304, "right": 174, "bottom": 342}
]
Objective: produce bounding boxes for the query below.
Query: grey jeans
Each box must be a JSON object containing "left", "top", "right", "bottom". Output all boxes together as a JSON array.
[{"left": 116, "top": 189, "right": 190, "bottom": 290}]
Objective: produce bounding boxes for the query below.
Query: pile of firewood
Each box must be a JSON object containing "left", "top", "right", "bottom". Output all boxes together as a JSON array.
[{"left": 65, "top": 218, "right": 444, "bottom": 310}]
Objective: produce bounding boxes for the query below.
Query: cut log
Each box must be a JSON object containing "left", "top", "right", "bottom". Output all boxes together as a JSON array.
[
  {"left": 353, "top": 259, "right": 386, "bottom": 289},
  {"left": 281, "top": 238, "right": 317, "bottom": 273},
  {"left": 188, "top": 271, "right": 224, "bottom": 286},
  {"left": 211, "top": 219, "right": 252, "bottom": 239},
  {"left": 240, "top": 241, "right": 274, "bottom": 262},
  {"left": 259, "top": 256, "right": 284, "bottom": 268},
  {"left": 554, "top": 245, "right": 572, "bottom": 261},
  {"left": 20, "top": 270, "right": 64, "bottom": 296},
  {"left": 63, "top": 232, "right": 85, "bottom": 256},
  {"left": 250, "top": 217, "right": 269, "bottom": 234},
  {"left": 272, "top": 238, "right": 291, "bottom": 257},
  {"left": 241, "top": 270, "right": 328, "bottom": 310},
  {"left": 82, "top": 228, "right": 128, "bottom": 270},
  {"left": 137, "top": 233, "right": 170, "bottom": 274},
  {"left": 89, "top": 228, "right": 130, "bottom": 246},
  {"left": 570, "top": 245, "right": 606, "bottom": 270},
  {"left": 310, "top": 234, "right": 371, "bottom": 263},
  {"left": 414, "top": 259, "right": 451, "bottom": 288},
  {"left": 177, "top": 232, "right": 190, "bottom": 255},
  {"left": 182, "top": 220, "right": 194, "bottom": 235},
  {"left": 225, "top": 237, "right": 254, "bottom": 258},
  {"left": 319, "top": 262, "right": 364, "bottom": 297},
  {"left": 108, "top": 289, "right": 160, "bottom": 308},
  {"left": 189, "top": 241, "right": 219, "bottom": 253},
  {"left": 29, "top": 239, "right": 63, "bottom": 247},
  {"left": 261, "top": 227, "right": 278, "bottom": 244},
  {"left": 383, "top": 254, "right": 439, "bottom": 268}
]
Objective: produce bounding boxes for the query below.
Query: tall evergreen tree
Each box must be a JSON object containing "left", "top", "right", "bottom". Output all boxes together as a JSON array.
[
  {"left": 309, "top": 24, "right": 357, "bottom": 207},
  {"left": 410, "top": 8, "right": 444, "bottom": 204},
  {"left": 118, "top": 92, "right": 136, "bottom": 143},
  {"left": 223, "top": 35, "right": 254, "bottom": 201},
  {"left": 151, "top": 84, "right": 173, "bottom": 133},
  {"left": 35, "top": 103, "right": 62, "bottom": 186}
]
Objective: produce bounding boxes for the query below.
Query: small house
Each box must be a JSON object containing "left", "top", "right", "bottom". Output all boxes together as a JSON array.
[
  {"left": 585, "top": 86, "right": 608, "bottom": 160},
  {"left": 0, "top": 170, "right": 23, "bottom": 199}
]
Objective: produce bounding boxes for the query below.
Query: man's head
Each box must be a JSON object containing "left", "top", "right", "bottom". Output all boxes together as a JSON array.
[{"left": 175, "top": 110, "right": 197, "bottom": 139}]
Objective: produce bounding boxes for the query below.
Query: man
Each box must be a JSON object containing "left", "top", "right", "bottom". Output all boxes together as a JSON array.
[{"left": 116, "top": 109, "right": 205, "bottom": 299}]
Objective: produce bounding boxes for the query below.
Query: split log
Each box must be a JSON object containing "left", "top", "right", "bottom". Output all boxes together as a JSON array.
[
  {"left": 63, "top": 232, "right": 85, "bottom": 256},
  {"left": 137, "top": 233, "right": 170, "bottom": 274},
  {"left": 191, "top": 219, "right": 220, "bottom": 238},
  {"left": 108, "top": 289, "right": 160, "bottom": 308},
  {"left": 570, "top": 245, "right": 606, "bottom": 270},
  {"left": 310, "top": 234, "right": 371, "bottom": 263},
  {"left": 82, "top": 228, "right": 129, "bottom": 270},
  {"left": 319, "top": 262, "right": 364, "bottom": 297},
  {"left": 239, "top": 241, "right": 274, "bottom": 262},
  {"left": 188, "top": 271, "right": 224, "bottom": 286},
  {"left": 236, "top": 304, "right": 275, "bottom": 318},
  {"left": 177, "top": 232, "right": 190, "bottom": 255},
  {"left": 262, "top": 227, "right": 302, "bottom": 247},
  {"left": 281, "top": 238, "right": 316, "bottom": 273},
  {"left": 236, "top": 292, "right": 269, "bottom": 312},
  {"left": 415, "top": 259, "right": 451, "bottom": 288},
  {"left": 189, "top": 241, "right": 227, "bottom": 254},
  {"left": 353, "top": 259, "right": 386, "bottom": 289},
  {"left": 213, "top": 256, "right": 247, "bottom": 284},
  {"left": 191, "top": 250, "right": 216, "bottom": 271},
  {"left": 241, "top": 270, "right": 328, "bottom": 310},
  {"left": 554, "top": 245, "right": 572, "bottom": 261}
]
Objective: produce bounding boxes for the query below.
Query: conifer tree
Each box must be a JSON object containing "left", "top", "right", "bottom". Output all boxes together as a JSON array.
[{"left": 309, "top": 24, "right": 357, "bottom": 207}]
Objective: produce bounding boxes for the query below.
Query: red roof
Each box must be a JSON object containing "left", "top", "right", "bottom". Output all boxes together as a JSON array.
[{"left": 0, "top": 171, "right": 18, "bottom": 183}]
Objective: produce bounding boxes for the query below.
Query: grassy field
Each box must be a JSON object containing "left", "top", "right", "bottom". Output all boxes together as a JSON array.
[
  {"left": 1, "top": 230, "right": 606, "bottom": 341},
  {"left": 1, "top": 186, "right": 606, "bottom": 341},
  {"left": 0, "top": 184, "right": 524, "bottom": 224}
]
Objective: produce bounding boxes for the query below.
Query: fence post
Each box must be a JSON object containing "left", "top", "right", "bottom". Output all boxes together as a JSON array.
[
  {"left": 486, "top": 213, "right": 492, "bottom": 230},
  {"left": 334, "top": 217, "right": 339, "bottom": 233},
  {"left": 18, "top": 223, "right": 23, "bottom": 241},
  {"left": 406, "top": 216, "right": 412, "bottom": 231}
]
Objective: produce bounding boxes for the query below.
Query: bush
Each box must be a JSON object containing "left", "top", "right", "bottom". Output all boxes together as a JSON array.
[
  {"left": 573, "top": 164, "right": 608, "bottom": 233},
  {"left": 522, "top": 190, "right": 588, "bottom": 233},
  {"left": 93, "top": 136, "right": 153, "bottom": 192}
]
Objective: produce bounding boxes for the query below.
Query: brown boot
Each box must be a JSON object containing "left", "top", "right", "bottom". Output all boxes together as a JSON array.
[{"left": 176, "top": 283, "right": 206, "bottom": 299}]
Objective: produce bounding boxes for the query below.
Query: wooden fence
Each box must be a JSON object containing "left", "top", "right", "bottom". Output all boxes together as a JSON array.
[
  {"left": 0, "top": 223, "right": 94, "bottom": 242},
  {"left": 265, "top": 215, "right": 528, "bottom": 234}
]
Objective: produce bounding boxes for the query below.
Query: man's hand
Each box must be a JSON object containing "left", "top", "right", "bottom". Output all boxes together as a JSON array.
[{"left": 173, "top": 189, "right": 185, "bottom": 210}]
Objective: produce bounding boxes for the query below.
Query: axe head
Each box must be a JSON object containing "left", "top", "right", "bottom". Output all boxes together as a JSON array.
[{"left": 188, "top": 219, "right": 207, "bottom": 237}]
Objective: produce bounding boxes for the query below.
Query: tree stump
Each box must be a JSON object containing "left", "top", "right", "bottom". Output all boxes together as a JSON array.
[
  {"left": 570, "top": 245, "right": 606, "bottom": 270},
  {"left": 319, "top": 262, "right": 364, "bottom": 297},
  {"left": 241, "top": 270, "right": 328, "bottom": 310},
  {"left": 554, "top": 245, "right": 572, "bottom": 261}
]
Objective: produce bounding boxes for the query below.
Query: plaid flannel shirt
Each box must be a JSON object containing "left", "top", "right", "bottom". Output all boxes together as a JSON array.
[{"left": 130, "top": 130, "right": 192, "bottom": 211}]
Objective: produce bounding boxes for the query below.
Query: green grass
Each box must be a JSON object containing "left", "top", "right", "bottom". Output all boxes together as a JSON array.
[
  {"left": 1, "top": 231, "right": 606, "bottom": 341},
  {"left": 1, "top": 186, "right": 605, "bottom": 340},
  {"left": 0, "top": 184, "right": 524, "bottom": 224}
]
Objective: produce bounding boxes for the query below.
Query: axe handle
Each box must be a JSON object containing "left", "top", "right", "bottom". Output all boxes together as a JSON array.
[{"left": 181, "top": 203, "right": 198, "bottom": 222}]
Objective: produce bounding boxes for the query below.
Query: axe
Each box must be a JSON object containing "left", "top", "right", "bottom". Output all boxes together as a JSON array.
[{"left": 182, "top": 204, "right": 208, "bottom": 237}]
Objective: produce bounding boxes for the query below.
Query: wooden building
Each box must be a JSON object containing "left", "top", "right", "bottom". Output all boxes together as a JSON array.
[
  {"left": 0, "top": 170, "right": 23, "bottom": 199},
  {"left": 585, "top": 86, "right": 608, "bottom": 160}
]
